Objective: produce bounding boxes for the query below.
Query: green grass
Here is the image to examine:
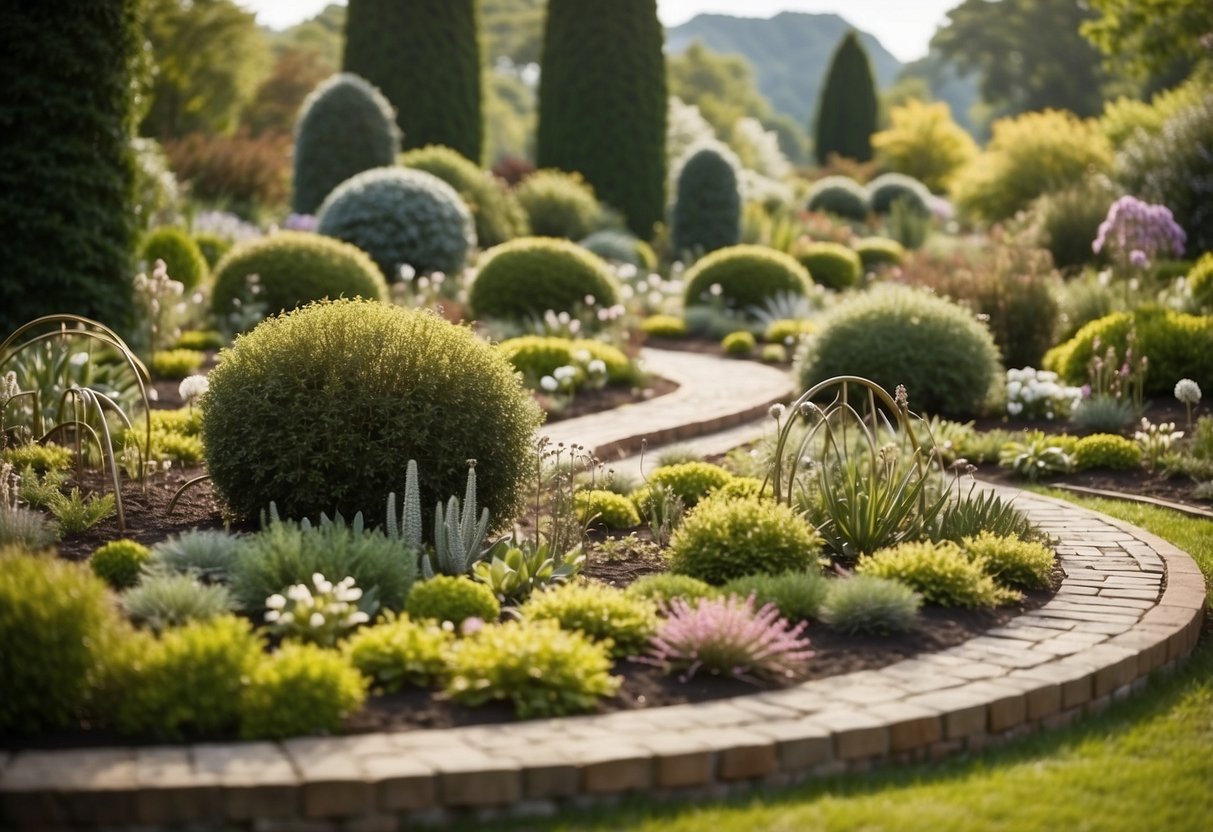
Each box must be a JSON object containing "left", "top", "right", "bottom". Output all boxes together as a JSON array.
[{"left": 456, "top": 490, "right": 1213, "bottom": 832}]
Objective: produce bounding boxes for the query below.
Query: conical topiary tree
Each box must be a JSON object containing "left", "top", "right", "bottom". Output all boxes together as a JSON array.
[
  {"left": 292, "top": 73, "right": 401, "bottom": 215},
  {"left": 814, "top": 32, "right": 878, "bottom": 165},
  {"left": 0, "top": 0, "right": 140, "bottom": 334},
  {"left": 671, "top": 144, "right": 741, "bottom": 257},
  {"left": 343, "top": 0, "right": 482, "bottom": 162},
  {"left": 536, "top": 0, "right": 667, "bottom": 239}
]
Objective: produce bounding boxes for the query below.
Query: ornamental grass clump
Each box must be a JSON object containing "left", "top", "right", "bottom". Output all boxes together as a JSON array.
[
  {"left": 405, "top": 575, "right": 500, "bottom": 628},
  {"left": 150, "top": 529, "right": 242, "bottom": 582},
  {"left": 521, "top": 582, "right": 659, "bottom": 658},
  {"left": 122, "top": 572, "right": 237, "bottom": 633},
  {"left": 645, "top": 594, "right": 814, "bottom": 683},
  {"left": 857, "top": 541, "right": 1020, "bottom": 608},
  {"left": 817, "top": 575, "right": 921, "bottom": 635},
  {"left": 343, "top": 615, "right": 453, "bottom": 692},
  {"left": 722, "top": 570, "right": 829, "bottom": 621}
]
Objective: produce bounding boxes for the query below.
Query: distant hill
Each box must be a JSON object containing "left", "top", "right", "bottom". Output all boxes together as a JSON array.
[{"left": 666, "top": 12, "right": 903, "bottom": 127}]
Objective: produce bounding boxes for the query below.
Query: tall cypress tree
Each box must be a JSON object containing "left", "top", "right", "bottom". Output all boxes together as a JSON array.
[
  {"left": 814, "top": 32, "right": 878, "bottom": 165},
  {"left": 536, "top": 0, "right": 667, "bottom": 239},
  {"left": 344, "top": 0, "right": 482, "bottom": 162},
  {"left": 0, "top": 0, "right": 140, "bottom": 334}
]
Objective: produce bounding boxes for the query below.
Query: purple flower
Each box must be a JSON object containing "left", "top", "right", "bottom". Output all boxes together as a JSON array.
[
  {"left": 1092, "top": 196, "right": 1186, "bottom": 267},
  {"left": 283, "top": 213, "right": 318, "bottom": 232}
]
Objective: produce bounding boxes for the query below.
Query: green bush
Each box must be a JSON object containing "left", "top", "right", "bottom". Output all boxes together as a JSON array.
[
  {"left": 647, "top": 461, "right": 734, "bottom": 508},
  {"left": 1188, "top": 253, "right": 1213, "bottom": 312},
  {"left": 469, "top": 237, "right": 621, "bottom": 322},
  {"left": 668, "top": 495, "right": 821, "bottom": 585},
  {"left": 1073, "top": 433, "right": 1143, "bottom": 471},
  {"left": 671, "top": 144, "right": 741, "bottom": 256},
  {"left": 641, "top": 314, "right": 688, "bottom": 337},
  {"left": 853, "top": 237, "right": 905, "bottom": 271},
  {"left": 962, "top": 532, "right": 1054, "bottom": 591},
  {"left": 764, "top": 319, "right": 816, "bottom": 343},
  {"left": 818, "top": 575, "right": 921, "bottom": 635},
  {"left": 343, "top": 615, "right": 453, "bottom": 692},
  {"left": 796, "top": 285, "right": 1003, "bottom": 418},
  {"left": 230, "top": 517, "right": 417, "bottom": 615},
  {"left": 0, "top": 550, "right": 120, "bottom": 734},
  {"left": 762, "top": 344, "right": 789, "bottom": 363},
  {"left": 151, "top": 349, "right": 204, "bottom": 379},
  {"left": 795, "top": 241, "right": 863, "bottom": 291},
  {"left": 445, "top": 619, "right": 620, "bottom": 717},
  {"left": 1028, "top": 176, "right": 1118, "bottom": 271},
  {"left": 713, "top": 476, "right": 766, "bottom": 501},
  {"left": 406, "top": 575, "right": 501, "bottom": 627},
  {"left": 193, "top": 233, "right": 231, "bottom": 270},
  {"left": 624, "top": 573, "right": 719, "bottom": 607},
  {"left": 316, "top": 167, "right": 475, "bottom": 279},
  {"left": 514, "top": 170, "right": 602, "bottom": 240},
  {"left": 175, "top": 329, "right": 226, "bottom": 350},
  {"left": 402, "top": 144, "right": 528, "bottom": 248},
  {"left": 141, "top": 227, "right": 208, "bottom": 290},
  {"left": 867, "top": 173, "right": 930, "bottom": 216},
  {"left": 806, "top": 176, "right": 869, "bottom": 221},
  {"left": 856, "top": 541, "right": 1018, "bottom": 607},
  {"left": 722, "top": 569, "right": 828, "bottom": 621},
  {"left": 90, "top": 539, "right": 151, "bottom": 589},
  {"left": 202, "top": 299, "right": 541, "bottom": 528},
  {"left": 1, "top": 442, "right": 73, "bottom": 475},
  {"left": 580, "top": 230, "right": 658, "bottom": 271},
  {"left": 683, "top": 244, "right": 813, "bottom": 311},
  {"left": 497, "top": 335, "right": 633, "bottom": 386},
  {"left": 721, "top": 330, "right": 756, "bottom": 356},
  {"left": 240, "top": 644, "right": 367, "bottom": 740},
  {"left": 291, "top": 72, "right": 400, "bottom": 215},
  {"left": 575, "top": 489, "right": 641, "bottom": 529},
  {"left": 122, "top": 572, "right": 237, "bottom": 633},
  {"left": 1069, "top": 396, "right": 1135, "bottom": 433},
  {"left": 521, "top": 582, "right": 658, "bottom": 657},
  {"left": 211, "top": 231, "right": 387, "bottom": 323}
]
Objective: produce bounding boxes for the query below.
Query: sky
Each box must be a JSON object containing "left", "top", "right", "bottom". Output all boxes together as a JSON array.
[{"left": 240, "top": 0, "right": 958, "bottom": 64}]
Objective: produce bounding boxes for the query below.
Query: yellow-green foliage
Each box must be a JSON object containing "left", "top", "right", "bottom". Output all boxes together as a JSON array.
[
  {"left": 151, "top": 349, "right": 205, "bottom": 379},
  {"left": 668, "top": 494, "right": 822, "bottom": 585},
  {"left": 151, "top": 432, "right": 204, "bottom": 465},
  {"left": 444, "top": 619, "right": 621, "bottom": 717},
  {"left": 853, "top": 237, "right": 906, "bottom": 270},
  {"left": 953, "top": 110, "right": 1112, "bottom": 222},
  {"left": 723, "top": 569, "right": 828, "bottom": 620},
  {"left": 0, "top": 549, "right": 121, "bottom": 735},
  {"left": 682, "top": 244, "right": 814, "bottom": 311},
  {"left": 469, "top": 237, "right": 621, "bottom": 323},
  {"left": 963, "top": 531, "right": 1054, "bottom": 591},
  {"left": 575, "top": 489, "right": 641, "bottom": 529},
  {"left": 761, "top": 343, "right": 788, "bottom": 363},
  {"left": 641, "top": 314, "right": 688, "bottom": 337},
  {"left": 239, "top": 644, "right": 367, "bottom": 740},
  {"left": 624, "top": 573, "right": 719, "bottom": 606},
  {"left": 721, "top": 330, "right": 756, "bottom": 356},
  {"left": 764, "top": 318, "right": 816, "bottom": 343},
  {"left": 521, "top": 582, "right": 658, "bottom": 657},
  {"left": 405, "top": 575, "right": 501, "bottom": 627},
  {"left": 857, "top": 541, "right": 1019, "bottom": 607},
  {"left": 647, "top": 461, "right": 734, "bottom": 507},
  {"left": 1073, "top": 433, "right": 1143, "bottom": 471},
  {"left": 1, "top": 442, "right": 72, "bottom": 475},
  {"left": 514, "top": 169, "right": 602, "bottom": 240},
  {"left": 712, "top": 476, "right": 765, "bottom": 500},
  {"left": 1100, "top": 75, "right": 1207, "bottom": 149},
  {"left": 149, "top": 407, "right": 204, "bottom": 436},
  {"left": 90, "top": 539, "right": 152, "bottom": 589},
  {"left": 175, "top": 330, "right": 226, "bottom": 351},
  {"left": 1190, "top": 253, "right": 1213, "bottom": 312},
  {"left": 343, "top": 615, "right": 453, "bottom": 692},
  {"left": 871, "top": 100, "right": 978, "bottom": 192},
  {"left": 141, "top": 227, "right": 208, "bottom": 290},
  {"left": 795, "top": 240, "right": 862, "bottom": 290},
  {"left": 497, "top": 335, "right": 633, "bottom": 385},
  {"left": 818, "top": 574, "right": 921, "bottom": 635}
]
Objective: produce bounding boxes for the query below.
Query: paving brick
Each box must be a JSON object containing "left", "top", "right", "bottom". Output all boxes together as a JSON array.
[
  {"left": 748, "top": 719, "right": 834, "bottom": 772},
  {"left": 903, "top": 690, "right": 987, "bottom": 740},
  {"left": 427, "top": 754, "right": 521, "bottom": 808},
  {"left": 573, "top": 743, "right": 654, "bottom": 794},
  {"left": 634, "top": 735, "right": 714, "bottom": 789},
  {"left": 133, "top": 747, "right": 221, "bottom": 825},
  {"left": 811, "top": 710, "right": 890, "bottom": 760},
  {"left": 701, "top": 730, "right": 777, "bottom": 781},
  {"left": 193, "top": 742, "right": 299, "bottom": 821},
  {"left": 360, "top": 754, "right": 436, "bottom": 812},
  {"left": 289, "top": 755, "right": 373, "bottom": 819},
  {"left": 863, "top": 702, "right": 942, "bottom": 752}
]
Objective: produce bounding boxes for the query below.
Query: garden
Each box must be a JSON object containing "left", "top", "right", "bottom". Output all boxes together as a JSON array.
[{"left": 1, "top": 0, "right": 1211, "bottom": 828}]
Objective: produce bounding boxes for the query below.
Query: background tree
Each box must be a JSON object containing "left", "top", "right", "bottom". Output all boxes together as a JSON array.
[
  {"left": 1082, "top": 0, "right": 1213, "bottom": 83},
  {"left": 481, "top": 0, "right": 545, "bottom": 66},
  {"left": 344, "top": 0, "right": 482, "bottom": 162},
  {"left": 537, "top": 0, "right": 667, "bottom": 238},
  {"left": 241, "top": 47, "right": 335, "bottom": 137},
  {"left": 814, "top": 32, "right": 879, "bottom": 164},
  {"left": 668, "top": 42, "right": 774, "bottom": 137},
  {"left": 871, "top": 100, "right": 978, "bottom": 192},
  {"left": 140, "top": 0, "right": 270, "bottom": 139},
  {"left": 0, "top": 0, "right": 140, "bottom": 333}
]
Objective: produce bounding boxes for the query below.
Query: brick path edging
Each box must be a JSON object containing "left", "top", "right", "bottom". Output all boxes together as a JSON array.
[{"left": 0, "top": 485, "right": 1206, "bottom": 831}]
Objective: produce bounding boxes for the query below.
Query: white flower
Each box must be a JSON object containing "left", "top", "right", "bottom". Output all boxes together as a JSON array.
[
  {"left": 265, "top": 593, "right": 286, "bottom": 610},
  {"left": 264, "top": 609, "right": 280, "bottom": 623},
  {"left": 540, "top": 375, "right": 558, "bottom": 392},
  {"left": 1175, "top": 378, "right": 1202, "bottom": 404},
  {"left": 69, "top": 352, "right": 90, "bottom": 367},
  {"left": 618, "top": 264, "right": 637, "bottom": 280},
  {"left": 286, "top": 584, "right": 312, "bottom": 603},
  {"left": 346, "top": 611, "right": 370, "bottom": 626},
  {"left": 587, "top": 359, "right": 606, "bottom": 376},
  {"left": 1007, "top": 401, "right": 1024, "bottom": 415},
  {"left": 178, "top": 374, "right": 209, "bottom": 403},
  {"left": 312, "top": 573, "right": 332, "bottom": 595},
  {"left": 769, "top": 403, "right": 786, "bottom": 419},
  {"left": 399, "top": 264, "right": 416, "bottom": 281},
  {"left": 709, "top": 283, "right": 723, "bottom": 297},
  {"left": 584, "top": 294, "right": 597, "bottom": 307},
  {"left": 554, "top": 365, "right": 577, "bottom": 382},
  {"left": 309, "top": 612, "right": 325, "bottom": 628}
]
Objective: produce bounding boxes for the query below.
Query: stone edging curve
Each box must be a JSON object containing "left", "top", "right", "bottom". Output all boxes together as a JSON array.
[{"left": 0, "top": 485, "right": 1206, "bottom": 830}]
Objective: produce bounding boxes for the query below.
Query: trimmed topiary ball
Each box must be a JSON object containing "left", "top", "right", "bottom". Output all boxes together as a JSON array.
[
  {"left": 796, "top": 284, "right": 1003, "bottom": 418},
  {"left": 806, "top": 176, "right": 869, "bottom": 221},
  {"left": 469, "top": 237, "right": 621, "bottom": 323},
  {"left": 90, "top": 539, "right": 152, "bottom": 590},
  {"left": 640, "top": 314, "right": 687, "bottom": 337},
  {"left": 405, "top": 575, "right": 501, "bottom": 627},
  {"left": 671, "top": 144, "right": 742, "bottom": 256},
  {"left": 240, "top": 643, "right": 367, "bottom": 740},
  {"left": 201, "top": 299, "right": 542, "bottom": 529},
  {"left": 514, "top": 170, "right": 602, "bottom": 240},
  {"left": 292, "top": 73, "right": 401, "bottom": 215},
  {"left": 193, "top": 232, "right": 232, "bottom": 270},
  {"left": 401, "top": 144, "right": 529, "bottom": 248},
  {"left": 667, "top": 494, "right": 822, "bottom": 585},
  {"left": 1073, "top": 433, "right": 1142, "bottom": 471},
  {"left": 721, "top": 330, "right": 756, "bottom": 356},
  {"left": 867, "top": 172, "right": 931, "bottom": 216},
  {"left": 316, "top": 167, "right": 475, "bottom": 280},
  {"left": 682, "top": 244, "right": 813, "bottom": 312},
  {"left": 211, "top": 231, "right": 387, "bottom": 323},
  {"left": 795, "top": 241, "right": 862, "bottom": 291},
  {"left": 140, "top": 227, "right": 208, "bottom": 290},
  {"left": 853, "top": 236, "right": 906, "bottom": 271}
]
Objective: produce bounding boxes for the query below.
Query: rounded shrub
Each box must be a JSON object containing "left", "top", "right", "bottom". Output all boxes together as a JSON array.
[
  {"left": 721, "top": 330, "right": 756, "bottom": 356},
  {"left": 402, "top": 144, "right": 528, "bottom": 248},
  {"left": 853, "top": 237, "right": 905, "bottom": 271},
  {"left": 647, "top": 461, "right": 734, "bottom": 508},
  {"left": 514, "top": 170, "right": 601, "bottom": 240},
  {"left": 343, "top": 615, "right": 453, "bottom": 692},
  {"left": 795, "top": 241, "right": 862, "bottom": 291},
  {"left": 406, "top": 575, "right": 501, "bottom": 627},
  {"left": 292, "top": 73, "right": 400, "bottom": 215},
  {"left": 762, "top": 344, "right": 788, "bottom": 363},
  {"left": 866, "top": 172, "right": 931, "bottom": 216},
  {"left": 796, "top": 285, "right": 1003, "bottom": 419},
  {"left": 671, "top": 144, "right": 742, "bottom": 256},
  {"left": 1028, "top": 176, "right": 1118, "bottom": 271},
  {"left": 764, "top": 318, "right": 816, "bottom": 344},
  {"left": 818, "top": 575, "right": 921, "bottom": 635},
  {"left": 521, "top": 582, "right": 658, "bottom": 658},
  {"left": 151, "top": 349, "right": 204, "bottom": 379},
  {"left": 211, "top": 231, "right": 387, "bottom": 322},
  {"left": 497, "top": 336, "right": 633, "bottom": 385},
  {"left": 723, "top": 569, "right": 829, "bottom": 621},
  {"left": 640, "top": 314, "right": 687, "bottom": 338},
  {"left": 682, "top": 244, "right": 813, "bottom": 311},
  {"left": 624, "top": 573, "right": 719, "bottom": 607},
  {"left": 1, "top": 549, "right": 121, "bottom": 735},
  {"left": 316, "top": 167, "right": 475, "bottom": 280},
  {"left": 469, "top": 237, "right": 621, "bottom": 322},
  {"left": 579, "top": 230, "right": 657, "bottom": 271},
  {"left": 201, "top": 299, "right": 542, "bottom": 528},
  {"left": 857, "top": 541, "right": 1018, "bottom": 608},
  {"left": 962, "top": 532, "right": 1054, "bottom": 591},
  {"left": 2, "top": 442, "right": 73, "bottom": 475},
  {"left": 140, "top": 227, "right": 208, "bottom": 290},
  {"left": 240, "top": 644, "right": 367, "bottom": 740},
  {"left": 575, "top": 489, "right": 641, "bottom": 529},
  {"left": 90, "top": 539, "right": 152, "bottom": 590},
  {"left": 193, "top": 232, "right": 232, "bottom": 270},
  {"left": 1073, "top": 433, "right": 1143, "bottom": 471},
  {"left": 667, "top": 495, "right": 822, "bottom": 585},
  {"left": 806, "top": 176, "right": 869, "bottom": 221}
]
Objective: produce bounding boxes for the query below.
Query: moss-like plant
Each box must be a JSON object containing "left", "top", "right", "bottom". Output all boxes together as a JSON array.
[
  {"left": 857, "top": 541, "right": 1019, "bottom": 607},
  {"left": 497, "top": 336, "right": 633, "bottom": 386},
  {"left": 574, "top": 489, "right": 642, "bottom": 530},
  {"left": 343, "top": 615, "right": 453, "bottom": 692},
  {"left": 643, "top": 461, "right": 734, "bottom": 509},
  {"left": 1, "top": 442, "right": 73, "bottom": 475},
  {"left": 867, "top": 172, "right": 931, "bottom": 216},
  {"left": 405, "top": 575, "right": 501, "bottom": 627},
  {"left": 90, "top": 539, "right": 152, "bottom": 589},
  {"left": 1073, "top": 433, "right": 1143, "bottom": 471},
  {"left": 963, "top": 531, "right": 1054, "bottom": 591},
  {"left": 671, "top": 144, "right": 741, "bottom": 256},
  {"left": 521, "top": 582, "right": 659, "bottom": 657},
  {"left": 150, "top": 349, "right": 204, "bottom": 379},
  {"left": 579, "top": 230, "right": 657, "bottom": 271},
  {"left": 853, "top": 236, "right": 906, "bottom": 270},
  {"left": 683, "top": 245, "right": 813, "bottom": 312},
  {"left": 721, "top": 330, "right": 756, "bottom": 356},
  {"left": 401, "top": 144, "right": 528, "bottom": 248},
  {"left": 641, "top": 314, "right": 688, "bottom": 337},
  {"left": 469, "top": 237, "right": 621, "bottom": 323},
  {"left": 240, "top": 644, "right": 368, "bottom": 740},
  {"left": 624, "top": 573, "right": 719, "bottom": 607},
  {"left": 806, "top": 176, "right": 869, "bottom": 221}
]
